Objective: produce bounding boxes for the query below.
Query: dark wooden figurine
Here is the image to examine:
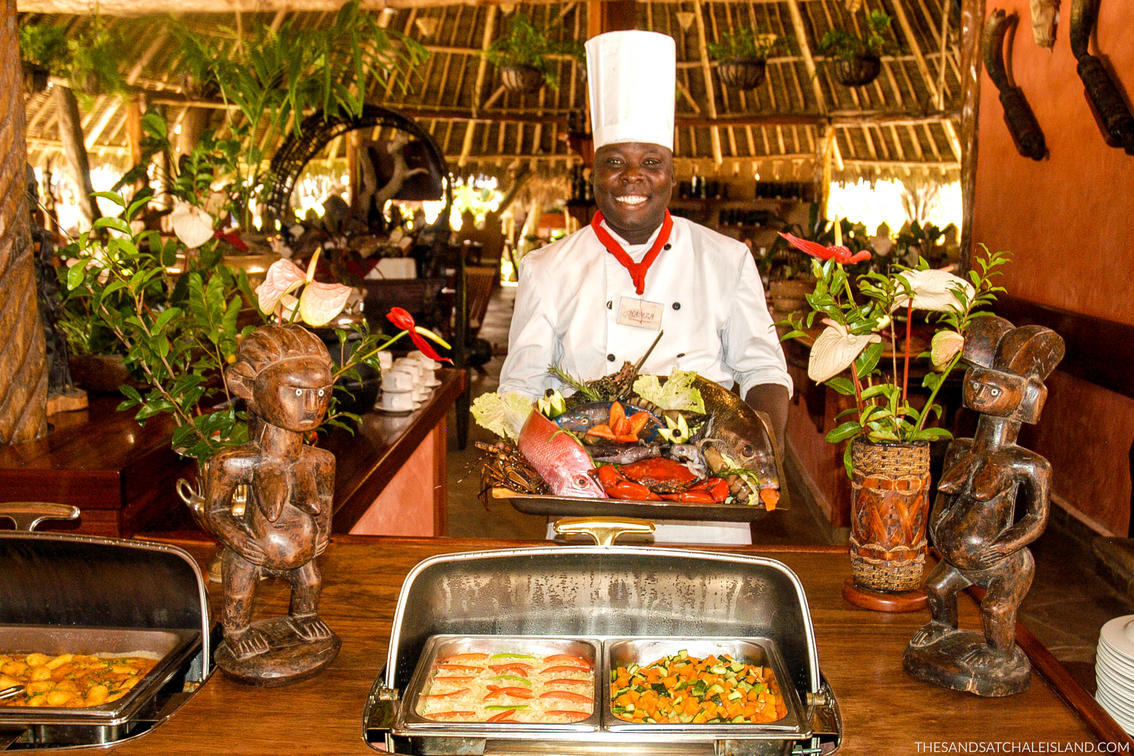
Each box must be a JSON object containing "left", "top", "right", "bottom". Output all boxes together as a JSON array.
[
  {"left": 904, "top": 316, "right": 1064, "bottom": 696},
  {"left": 200, "top": 323, "right": 340, "bottom": 686}
]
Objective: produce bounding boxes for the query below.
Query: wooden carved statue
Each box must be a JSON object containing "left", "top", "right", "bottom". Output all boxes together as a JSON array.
[
  {"left": 200, "top": 323, "right": 341, "bottom": 686},
  {"left": 904, "top": 316, "right": 1064, "bottom": 696}
]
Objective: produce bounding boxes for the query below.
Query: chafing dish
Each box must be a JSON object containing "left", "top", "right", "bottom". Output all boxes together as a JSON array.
[
  {"left": 364, "top": 519, "right": 842, "bottom": 755},
  {"left": 0, "top": 503, "right": 211, "bottom": 750}
]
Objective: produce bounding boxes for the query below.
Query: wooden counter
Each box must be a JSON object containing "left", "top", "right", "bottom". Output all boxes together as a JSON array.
[
  {"left": 0, "top": 369, "right": 465, "bottom": 538},
  {"left": 108, "top": 536, "right": 1131, "bottom": 755},
  {"left": 326, "top": 368, "right": 465, "bottom": 536}
]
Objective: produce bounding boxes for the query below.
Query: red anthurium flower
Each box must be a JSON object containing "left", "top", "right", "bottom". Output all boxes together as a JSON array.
[
  {"left": 386, "top": 306, "right": 415, "bottom": 332},
  {"left": 386, "top": 307, "right": 453, "bottom": 363},
  {"left": 778, "top": 232, "right": 872, "bottom": 265}
]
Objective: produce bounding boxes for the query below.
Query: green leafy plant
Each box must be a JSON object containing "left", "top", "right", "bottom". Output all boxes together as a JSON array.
[
  {"left": 59, "top": 191, "right": 258, "bottom": 464},
  {"left": 778, "top": 233, "right": 1008, "bottom": 475},
  {"left": 17, "top": 20, "right": 128, "bottom": 95},
  {"left": 167, "top": 0, "right": 426, "bottom": 229},
  {"left": 819, "top": 10, "right": 896, "bottom": 61},
  {"left": 17, "top": 23, "right": 69, "bottom": 74},
  {"left": 707, "top": 26, "right": 794, "bottom": 62},
  {"left": 483, "top": 13, "right": 582, "bottom": 89},
  {"left": 66, "top": 22, "right": 130, "bottom": 95},
  {"left": 894, "top": 220, "right": 959, "bottom": 268}
]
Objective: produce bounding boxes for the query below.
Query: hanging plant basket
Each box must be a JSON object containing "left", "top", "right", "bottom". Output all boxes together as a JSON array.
[
  {"left": 500, "top": 64, "right": 545, "bottom": 94},
  {"left": 834, "top": 54, "right": 882, "bottom": 87},
  {"left": 716, "top": 59, "right": 767, "bottom": 90}
]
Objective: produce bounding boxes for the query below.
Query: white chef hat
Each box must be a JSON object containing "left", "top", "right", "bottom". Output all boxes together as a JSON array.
[{"left": 585, "top": 30, "right": 676, "bottom": 152}]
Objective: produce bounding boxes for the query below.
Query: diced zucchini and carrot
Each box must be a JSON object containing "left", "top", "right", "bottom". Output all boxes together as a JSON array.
[{"left": 610, "top": 650, "right": 786, "bottom": 724}]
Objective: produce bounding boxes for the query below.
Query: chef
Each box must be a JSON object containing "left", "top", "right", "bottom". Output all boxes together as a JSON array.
[{"left": 498, "top": 30, "right": 792, "bottom": 544}]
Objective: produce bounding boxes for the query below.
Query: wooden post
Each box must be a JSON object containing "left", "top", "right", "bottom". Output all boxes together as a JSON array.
[
  {"left": 54, "top": 84, "right": 99, "bottom": 227},
  {"left": 959, "top": 0, "right": 985, "bottom": 271},
  {"left": 0, "top": 0, "right": 48, "bottom": 444}
]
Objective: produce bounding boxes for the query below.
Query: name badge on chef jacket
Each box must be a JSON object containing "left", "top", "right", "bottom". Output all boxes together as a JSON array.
[{"left": 616, "top": 297, "right": 663, "bottom": 331}]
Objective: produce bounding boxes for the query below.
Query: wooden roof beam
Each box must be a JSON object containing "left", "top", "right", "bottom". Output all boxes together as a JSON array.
[
  {"left": 886, "top": 0, "right": 942, "bottom": 109},
  {"left": 786, "top": 0, "right": 826, "bottom": 114},
  {"left": 692, "top": 1, "right": 723, "bottom": 165}
]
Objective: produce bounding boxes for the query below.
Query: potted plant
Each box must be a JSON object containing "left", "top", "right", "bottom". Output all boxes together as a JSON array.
[
  {"left": 778, "top": 228, "right": 1008, "bottom": 605},
  {"left": 819, "top": 10, "right": 896, "bottom": 87},
  {"left": 707, "top": 26, "right": 794, "bottom": 90},
  {"left": 484, "top": 13, "right": 582, "bottom": 94}
]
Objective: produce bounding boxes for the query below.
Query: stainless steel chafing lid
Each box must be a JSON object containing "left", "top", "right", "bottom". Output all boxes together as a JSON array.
[
  {"left": 383, "top": 545, "right": 820, "bottom": 699},
  {"left": 0, "top": 532, "right": 211, "bottom": 679}
]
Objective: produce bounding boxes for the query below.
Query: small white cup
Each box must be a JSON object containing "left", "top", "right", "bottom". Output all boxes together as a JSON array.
[
  {"left": 380, "top": 389, "right": 415, "bottom": 412},
  {"left": 408, "top": 351, "right": 441, "bottom": 369},
  {"left": 382, "top": 369, "right": 416, "bottom": 392},
  {"left": 377, "top": 351, "right": 394, "bottom": 370},
  {"left": 393, "top": 358, "right": 423, "bottom": 379}
]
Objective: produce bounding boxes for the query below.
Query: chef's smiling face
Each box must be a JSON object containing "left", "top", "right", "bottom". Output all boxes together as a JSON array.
[{"left": 592, "top": 141, "right": 675, "bottom": 244}]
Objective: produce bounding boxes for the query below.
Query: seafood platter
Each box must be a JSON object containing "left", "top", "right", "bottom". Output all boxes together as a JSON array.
[
  {"left": 363, "top": 522, "right": 842, "bottom": 754},
  {"left": 0, "top": 503, "right": 211, "bottom": 750},
  {"left": 474, "top": 367, "right": 787, "bottom": 522}
]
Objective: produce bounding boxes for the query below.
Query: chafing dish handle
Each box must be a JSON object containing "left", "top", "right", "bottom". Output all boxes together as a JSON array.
[
  {"left": 0, "top": 502, "right": 79, "bottom": 532},
  {"left": 362, "top": 685, "right": 415, "bottom": 756},
  {"left": 553, "top": 516, "right": 655, "bottom": 545}
]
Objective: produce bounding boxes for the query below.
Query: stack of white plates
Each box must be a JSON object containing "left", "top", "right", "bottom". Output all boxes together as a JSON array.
[{"left": 1096, "top": 614, "right": 1134, "bottom": 734}]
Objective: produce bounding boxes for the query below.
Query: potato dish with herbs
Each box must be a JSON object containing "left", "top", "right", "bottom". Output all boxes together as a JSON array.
[{"left": 0, "top": 653, "right": 158, "bottom": 708}]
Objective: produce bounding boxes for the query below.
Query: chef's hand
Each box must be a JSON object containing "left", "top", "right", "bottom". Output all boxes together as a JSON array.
[{"left": 743, "top": 384, "right": 789, "bottom": 456}]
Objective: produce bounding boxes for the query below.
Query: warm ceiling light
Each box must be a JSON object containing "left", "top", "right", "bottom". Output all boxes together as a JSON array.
[
  {"left": 415, "top": 18, "right": 437, "bottom": 37},
  {"left": 676, "top": 12, "right": 695, "bottom": 30}
]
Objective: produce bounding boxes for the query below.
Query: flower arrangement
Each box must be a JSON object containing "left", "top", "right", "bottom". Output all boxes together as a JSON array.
[
  {"left": 59, "top": 191, "right": 449, "bottom": 466},
  {"left": 777, "top": 226, "right": 1008, "bottom": 474}
]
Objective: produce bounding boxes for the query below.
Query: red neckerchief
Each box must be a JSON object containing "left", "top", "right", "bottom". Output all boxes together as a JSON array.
[{"left": 590, "top": 210, "right": 674, "bottom": 295}]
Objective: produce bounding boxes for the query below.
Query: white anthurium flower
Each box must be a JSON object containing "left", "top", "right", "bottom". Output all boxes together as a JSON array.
[
  {"left": 295, "top": 249, "right": 353, "bottom": 327},
  {"left": 255, "top": 249, "right": 354, "bottom": 326},
  {"left": 893, "top": 268, "right": 975, "bottom": 313},
  {"left": 255, "top": 258, "right": 306, "bottom": 315},
  {"left": 931, "top": 330, "right": 965, "bottom": 369},
  {"left": 808, "top": 320, "right": 882, "bottom": 383},
  {"left": 169, "top": 202, "right": 215, "bottom": 249},
  {"left": 298, "top": 280, "right": 353, "bottom": 327}
]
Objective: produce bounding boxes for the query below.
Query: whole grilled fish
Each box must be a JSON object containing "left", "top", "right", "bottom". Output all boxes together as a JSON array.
[
  {"left": 692, "top": 376, "right": 783, "bottom": 505},
  {"left": 516, "top": 410, "right": 607, "bottom": 498}
]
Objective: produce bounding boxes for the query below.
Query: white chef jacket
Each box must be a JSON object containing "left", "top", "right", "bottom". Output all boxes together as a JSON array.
[{"left": 499, "top": 215, "right": 792, "bottom": 400}]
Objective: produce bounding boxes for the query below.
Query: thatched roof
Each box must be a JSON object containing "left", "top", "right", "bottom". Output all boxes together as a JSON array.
[{"left": 19, "top": 0, "right": 963, "bottom": 187}]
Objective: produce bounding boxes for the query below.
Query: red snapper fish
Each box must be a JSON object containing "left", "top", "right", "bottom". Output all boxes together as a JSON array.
[{"left": 516, "top": 410, "right": 607, "bottom": 498}]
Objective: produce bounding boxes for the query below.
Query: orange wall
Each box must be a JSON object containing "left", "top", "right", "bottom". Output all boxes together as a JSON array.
[{"left": 971, "top": 0, "right": 1134, "bottom": 535}]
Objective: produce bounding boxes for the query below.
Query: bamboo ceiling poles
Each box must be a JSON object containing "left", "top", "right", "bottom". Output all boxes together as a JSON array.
[{"left": 0, "top": 0, "right": 48, "bottom": 444}]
